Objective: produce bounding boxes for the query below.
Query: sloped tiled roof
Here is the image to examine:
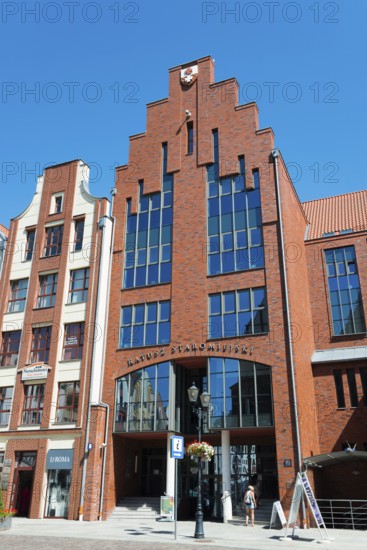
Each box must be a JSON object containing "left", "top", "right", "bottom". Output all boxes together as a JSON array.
[
  {"left": 0, "top": 223, "right": 8, "bottom": 238},
  {"left": 302, "top": 190, "right": 367, "bottom": 240}
]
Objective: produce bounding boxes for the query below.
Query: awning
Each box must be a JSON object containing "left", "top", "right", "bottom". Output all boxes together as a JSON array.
[{"left": 304, "top": 451, "right": 367, "bottom": 468}]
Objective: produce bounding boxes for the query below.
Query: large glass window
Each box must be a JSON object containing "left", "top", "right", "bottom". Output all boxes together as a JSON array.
[
  {"left": 115, "top": 361, "right": 170, "bottom": 432},
  {"left": 55, "top": 382, "right": 80, "bottom": 422},
  {"left": 325, "top": 246, "right": 366, "bottom": 335},
  {"left": 0, "top": 387, "right": 13, "bottom": 425},
  {"left": 120, "top": 301, "right": 171, "bottom": 349},
  {"left": 68, "top": 268, "right": 89, "bottom": 303},
  {"left": 207, "top": 131, "right": 264, "bottom": 275},
  {"left": 208, "top": 288, "right": 268, "bottom": 339},
  {"left": 30, "top": 326, "right": 52, "bottom": 364},
  {"left": 0, "top": 331, "right": 21, "bottom": 367},
  {"left": 8, "top": 279, "right": 28, "bottom": 312},
  {"left": 45, "top": 469, "right": 71, "bottom": 518},
  {"left": 37, "top": 273, "right": 58, "bottom": 308},
  {"left": 123, "top": 144, "right": 173, "bottom": 288},
  {"left": 44, "top": 225, "right": 63, "bottom": 257},
  {"left": 22, "top": 384, "right": 45, "bottom": 424},
  {"left": 209, "top": 358, "right": 273, "bottom": 429}
]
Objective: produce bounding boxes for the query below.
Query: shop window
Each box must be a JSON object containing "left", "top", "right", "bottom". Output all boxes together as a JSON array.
[
  {"left": 346, "top": 369, "right": 359, "bottom": 407},
  {"left": 25, "top": 229, "right": 35, "bottom": 261},
  {"left": 55, "top": 382, "right": 80, "bottom": 422},
  {"left": 123, "top": 143, "right": 173, "bottom": 289},
  {"left": 324, "top": 246, "right": 366, "bottom": 335},
  {"left": 207, "top": 131, "right": 264, "bottom": 276},
  {"left": 208, "top": 287, "right": 268, "bottom": 339},
  {"left": 0, "top": 387, "right": 13, "bottom": 425},
  {"left": 68, "top": 268, "right": 89, "bottom": 303},
  {"left": 115, "top": 361, "right": 170, "bottom": 432},
  {"left": 37, "top": 273, "right": 58, "bottom": 308},
  {"left": 74, "top": 218, "right": 84, "bottom": 252},
  {"left": 63, "top": 323, "right": 84, "bottom": 361},
  {"left": 45, "top": 469, "right": 71, "bottom": 518},
  {"left": 333, "top": 370, "right": 345, "bottom": 408},
  {"left": 22, "top": 384, "right": 45, "bottom": 424},
  {"left": 0, "top": 331, "right": 21, "bottom": 367},
  {"left": 44, "top": 225, "right": 63, "bottom": 257},
  {"left": 8, "top": 278, "right": 28, "bottom": 312},
  {"left": 29, "top": 326, "right": 52, "bottom": 364},
  {"left": 120, "top": 301, "right": 171, "bottom": 349}
]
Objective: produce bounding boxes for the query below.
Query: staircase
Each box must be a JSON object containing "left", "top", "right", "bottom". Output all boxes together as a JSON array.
[
  {"left": 108, "top": 497, "right": 160, "bottom": 521},
  {"left": 230, "top": 499, "right": 274, "bottom": 526}
]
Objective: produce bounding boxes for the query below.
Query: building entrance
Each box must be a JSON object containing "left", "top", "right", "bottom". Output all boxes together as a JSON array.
[
  {"left": 11, "top": 452, "right": 37, "bottom": 517},
  {"left": 141, "top": 448, "right": 166, "bottom": 497}
]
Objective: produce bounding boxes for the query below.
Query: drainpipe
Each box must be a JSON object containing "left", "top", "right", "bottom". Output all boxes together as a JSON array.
[
  {"left": 97, "top": 188, "right": 116, "bottom": 520},
  {"left": 79, "top": 193, "right": 114, "bottom": 521},
  {"left": 271, "top": 149, "right": 306, "bottom": 524}
]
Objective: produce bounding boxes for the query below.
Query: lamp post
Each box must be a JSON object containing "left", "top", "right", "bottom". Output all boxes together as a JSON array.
[{"left": 187, "top": 381, "right": 211, "bottom": 540}]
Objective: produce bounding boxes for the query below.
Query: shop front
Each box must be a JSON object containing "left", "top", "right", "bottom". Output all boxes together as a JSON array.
[{"left": 44, "top": 449, "right": 74, "bottom": 518}]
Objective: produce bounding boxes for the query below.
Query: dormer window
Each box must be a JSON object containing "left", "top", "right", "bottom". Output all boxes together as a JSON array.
[{"left": 51, "top": 193, "right": 64, "bottom": 214}]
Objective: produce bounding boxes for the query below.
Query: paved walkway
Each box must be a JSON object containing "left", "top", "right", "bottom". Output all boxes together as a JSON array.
[{"left": 0, "top": 517, "right": 366, "bottom": 550}]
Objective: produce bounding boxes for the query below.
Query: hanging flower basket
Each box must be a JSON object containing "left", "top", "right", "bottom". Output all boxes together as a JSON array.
[{"left": 186, "top": 440, "right": 214, "bottom": 461}]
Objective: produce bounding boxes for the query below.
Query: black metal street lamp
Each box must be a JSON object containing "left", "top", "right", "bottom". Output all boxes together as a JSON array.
[{"left": 187, "top": 381, "right": 211, "bottom": 539}]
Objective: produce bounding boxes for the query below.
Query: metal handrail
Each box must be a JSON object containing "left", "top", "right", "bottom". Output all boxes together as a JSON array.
[{"left": 317, "top": 499, "right": 367, "bottom": 530}]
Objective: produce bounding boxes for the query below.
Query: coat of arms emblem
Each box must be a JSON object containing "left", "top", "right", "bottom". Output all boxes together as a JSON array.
[{"left": 180, "top": 65, "right": 198, "bottom": 86}]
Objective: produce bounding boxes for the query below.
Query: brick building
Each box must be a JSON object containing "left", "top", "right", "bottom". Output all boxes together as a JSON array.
[
  {"left": 0, "top": 57, "right": 366, "bottom": 523},
  {"left": 99, "top": 56, "right": 367, "bottom": 522},
  {"left": 0, "top": 160, "right": 113, "bottom": 520}
]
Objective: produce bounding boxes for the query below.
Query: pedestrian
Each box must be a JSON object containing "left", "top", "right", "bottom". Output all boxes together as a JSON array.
[{"left": 244, "top": 484, "right": 256, "bottom": 526}]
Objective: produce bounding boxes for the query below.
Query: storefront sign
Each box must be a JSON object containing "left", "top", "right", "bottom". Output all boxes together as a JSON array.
[
  {"left": 127, "top": 343, "right": 254, "bottom": 367},
  {"left": 46, "top": 450, "right": 74, "bottom": 470},
  {"left": 21, "top": 364, "right": 49, "bottom": 381}
]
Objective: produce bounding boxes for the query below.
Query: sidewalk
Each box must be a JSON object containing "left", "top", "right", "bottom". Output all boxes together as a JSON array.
[{"left": 1, "top": 516, "right": 366, "bottom": 550}]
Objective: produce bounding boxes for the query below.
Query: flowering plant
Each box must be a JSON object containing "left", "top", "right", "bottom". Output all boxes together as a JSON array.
[
  {"left": 0, "top": 487, "right": 16, "bottom": 518},
  {"left": 186, "top": 440, "right": 214, "bottom": 461}
]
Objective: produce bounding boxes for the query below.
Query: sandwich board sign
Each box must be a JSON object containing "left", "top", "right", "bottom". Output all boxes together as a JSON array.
[
  {"left": 270, "top": 500, "right": 287, "bottom": 528},
  {"left": 283, "top": 472, "right": 331, "bottom": 542}
]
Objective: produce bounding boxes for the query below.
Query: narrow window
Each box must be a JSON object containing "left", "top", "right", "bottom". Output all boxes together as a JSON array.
[
  {"left": 54, "top": 195, "right": 63, "bottom": 213},
  {"left": 333, "top": 370, "right": 345, "bottom": 408},
  {"left": 347, "top": 369, "right": 359, "bottom": 407},
  {"left": 8, "top": 279, "right": 28, "bottom": 312},
  {"left": 0, "top": 331, "right": 21, "bottom": 367},
  {"left": 187, "top": 121, "right": 194, "bottom": 154},
  {"left": 68, "top": 268, "right": 89, "bottom": 303},
  {"left": 63, "top": 323, "right": 84, "bottom": 360},
  {"left": 0, "top": 387, "right": 13, "bottom": 425},
  {"left": 37, "top": 273, "right": 58, "bottom": 308},
  {"left": 44, "top": 225, "right": 63, "bottom": 257},
  {"left": 25, "top": 230, "right": 35, "bottom": 261},
  {"left": 30, "top": 326, "right": 52, "bottom": 364},
  {"left": 22, "top": 384, "right": 45, "bottom": 424},
  {"left": 55, "top": 382, "right": 80, "bottom": 422},
  {"left": 74, "top": 219, "right": 85, "bottom": 252}
]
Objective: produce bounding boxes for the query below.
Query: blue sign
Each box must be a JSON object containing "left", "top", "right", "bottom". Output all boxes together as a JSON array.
[
  {"left": 171, "top": 436, "right": 184, "bottom": 459},
  {"left": 46, "top": 449, "right": 74, "bottom": 470}
]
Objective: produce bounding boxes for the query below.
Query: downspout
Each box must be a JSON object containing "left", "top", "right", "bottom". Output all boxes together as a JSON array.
[
  {"left": 79, "top": 197, "right": 109, "bottom": 521},
  {"left": 271, "top": 149, "right": 306, "bottom": 523},
  {"left": 97, "top": 187, "right": 117, "bottom": 520},
  {"left": 78, "top": 204, "right": 103, "bottom": 521}
]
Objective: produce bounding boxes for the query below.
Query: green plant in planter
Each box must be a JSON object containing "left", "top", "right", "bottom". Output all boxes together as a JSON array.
[{"left": 0, "top": 486, "right": 16, "bottom": 528}]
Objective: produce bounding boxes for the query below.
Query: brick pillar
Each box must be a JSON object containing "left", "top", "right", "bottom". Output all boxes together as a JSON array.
[{"left": 83, "top": 405, "right": 107, "bottom": 521}]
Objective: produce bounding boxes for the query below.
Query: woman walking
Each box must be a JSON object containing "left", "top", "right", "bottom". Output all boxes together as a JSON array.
[{"left": 244, "top": 485, "right": 256, "bottom": 526}]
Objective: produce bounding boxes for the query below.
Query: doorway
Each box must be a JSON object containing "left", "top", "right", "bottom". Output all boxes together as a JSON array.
[
  {"left": 12, "top": 451, "right": 37, "bottom": 517},
  {"left": 141, "top": 448, "right": 166, "bottom": 497}
]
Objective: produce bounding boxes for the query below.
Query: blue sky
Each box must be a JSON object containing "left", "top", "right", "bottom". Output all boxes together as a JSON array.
[{"left": 0, "top": 1, "right": 366, "bottom": 225}]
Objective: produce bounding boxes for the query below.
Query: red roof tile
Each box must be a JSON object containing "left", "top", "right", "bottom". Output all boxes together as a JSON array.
[{"left": 302, "top": 190, "right": 367, "bottom": 240}]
